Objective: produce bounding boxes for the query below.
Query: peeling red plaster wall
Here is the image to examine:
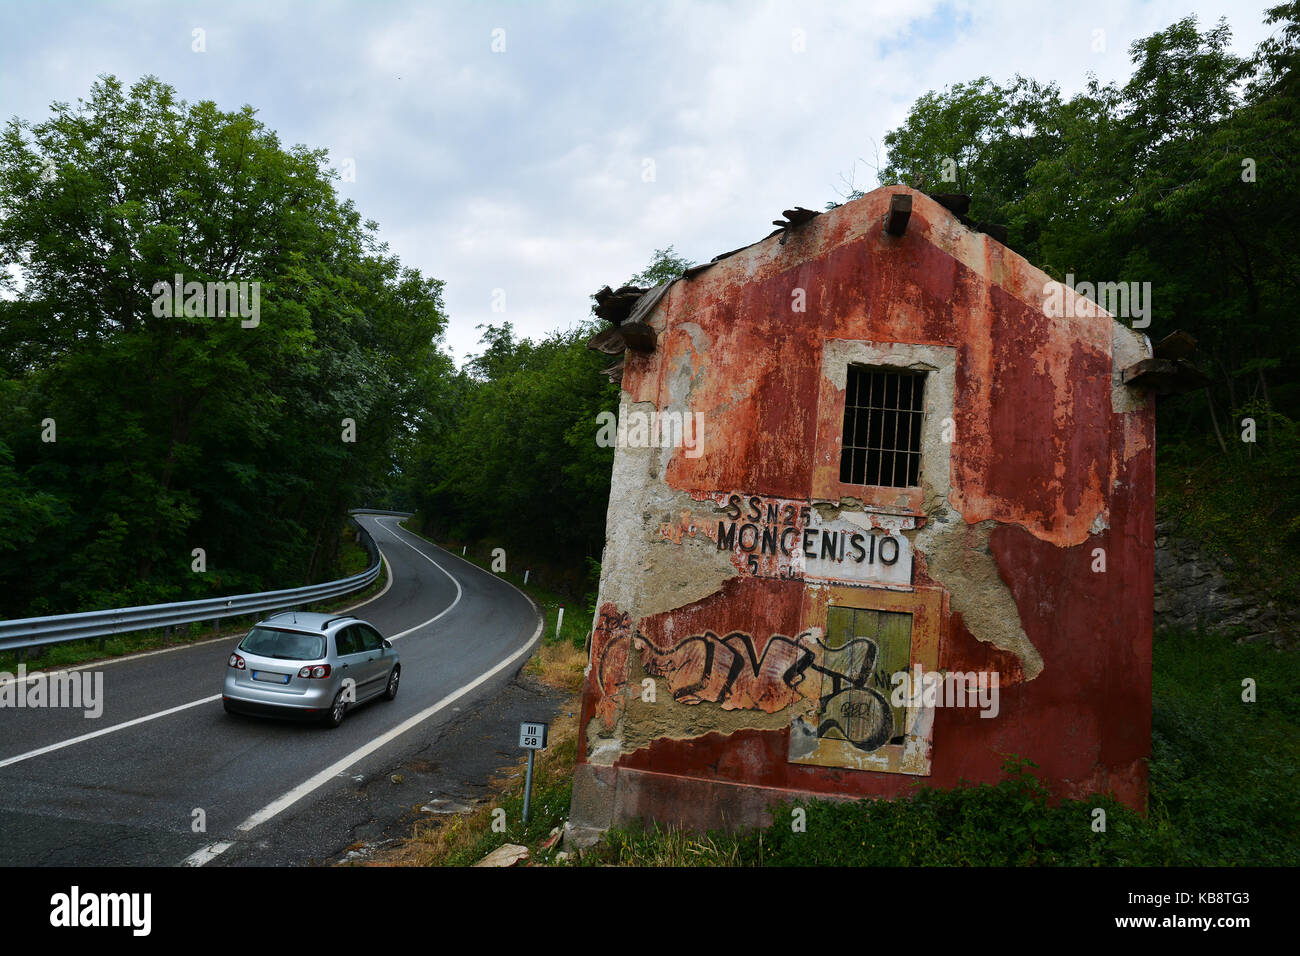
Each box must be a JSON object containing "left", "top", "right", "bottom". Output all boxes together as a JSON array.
[{"left": 575, "top": 185, "right": 1154, "bottom": 830}]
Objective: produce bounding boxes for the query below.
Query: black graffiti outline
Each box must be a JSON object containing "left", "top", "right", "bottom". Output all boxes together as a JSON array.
[
  {"left": 635, "top": 629, "right": 895, "bottom": 751},
  {"left": 638, "top": 630, "right": 816, "bottom": 704}
]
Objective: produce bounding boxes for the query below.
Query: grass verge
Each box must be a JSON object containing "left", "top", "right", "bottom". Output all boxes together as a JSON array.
[
  {"left": 369, "top": 622, "right": 1298, "bottom": 866},
  {"left": 359, "top": 702, "right": 581, "bottom": 867},
  {"left": 400, "top": 522, "right": 592, "bottom": 656},
  {"left": 585, "top": 625, "right": 1299, "bottom": 866},
  {"left": 350, "top": 521, "right": 590, "bottom": 866}
]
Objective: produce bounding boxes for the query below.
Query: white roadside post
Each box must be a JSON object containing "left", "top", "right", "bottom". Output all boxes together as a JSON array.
[
  {"left": 519, "top": 721, "right": 549, "bottom": 823},
  {"left": 555, "top": 604, "right": 564, "bottom": 640}
]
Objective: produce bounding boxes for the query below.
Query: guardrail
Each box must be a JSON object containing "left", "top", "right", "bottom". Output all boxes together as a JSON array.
[{"left": 0, "top": 510, "right": 412, "bottom": 655}]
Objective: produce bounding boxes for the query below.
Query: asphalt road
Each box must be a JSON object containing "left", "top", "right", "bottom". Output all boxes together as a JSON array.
[{"left": 0, "top": 515, "right": 542, "bottom": 866}]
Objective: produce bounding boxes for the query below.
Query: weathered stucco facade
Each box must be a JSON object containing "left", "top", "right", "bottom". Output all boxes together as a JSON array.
[{"left": 568, "top": 185, "right": 1155, "bottom": 842}]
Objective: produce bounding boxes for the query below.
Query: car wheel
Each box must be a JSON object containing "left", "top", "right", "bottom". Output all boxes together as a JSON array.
[
  {"left": 223, "top": 699, "right": 235, "bottom": 715},
  {"left": 383, "top": 665, "right": 400, "bottom": 701},
  {"left": 325, "top": 689, "right": 347, "bottom": 728}
]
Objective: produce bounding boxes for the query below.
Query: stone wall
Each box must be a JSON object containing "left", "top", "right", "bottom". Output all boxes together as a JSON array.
[{"left": 1154, "top": 516, "right": 1296, "bottom": 646}]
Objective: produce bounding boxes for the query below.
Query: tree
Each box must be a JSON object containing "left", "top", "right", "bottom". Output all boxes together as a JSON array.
[
  {"left": 403, "top": 248, "right": 691, "bottom": 587},
  {"left": 879, "top": 76, "right": 1063, "bottom": 232},
  {"left": 872, "top": 8, "right": 1299, "bottom": 470},
  {"left": 626, "top": 246, "right": 692, "bottom": 287},
  {"left": 0, "top": 75, "right": 448, "bottom": 615}
]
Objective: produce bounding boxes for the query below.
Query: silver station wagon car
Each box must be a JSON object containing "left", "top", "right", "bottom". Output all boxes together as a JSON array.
[{"left": 222, "top": 612, "right": 400, "bottom": 727}]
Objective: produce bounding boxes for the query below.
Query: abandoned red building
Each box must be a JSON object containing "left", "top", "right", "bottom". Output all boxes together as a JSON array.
[{"left": 567, "top": 185, "right": 1159, "bottom": 842}]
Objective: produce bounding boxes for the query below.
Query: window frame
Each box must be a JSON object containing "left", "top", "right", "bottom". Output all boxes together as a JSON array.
[
  {"left": 810, "top": 340, "right": 957, "bottom": 514},
  {"left": 837, "top": 363, "right": 927, "bottom": 490},
  {"left": 789, "top": 583, "right": 943, "bottom": 776}
]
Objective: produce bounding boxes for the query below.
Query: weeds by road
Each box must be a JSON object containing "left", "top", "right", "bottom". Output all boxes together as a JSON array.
[{"left": 370, "top": 622, "right": 1298, "bottom": 867}]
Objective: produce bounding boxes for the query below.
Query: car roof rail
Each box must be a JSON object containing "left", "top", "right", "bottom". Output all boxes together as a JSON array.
[{"left": 320, "top": 615, "right": 356, "bottom": 631}]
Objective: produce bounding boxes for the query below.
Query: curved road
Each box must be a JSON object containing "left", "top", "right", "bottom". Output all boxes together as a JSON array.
[{"left": 0, "top": 516, "right": 541, "bottom": 866}]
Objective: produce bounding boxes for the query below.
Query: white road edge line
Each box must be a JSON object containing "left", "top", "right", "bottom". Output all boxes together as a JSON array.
[
  {"left": 390, "top": 518, "right": 545, "bottom": 626},
  {"left": 0, "top": 695, "right": 223, "bottom": 769},
  {"left": 0, "top": 523, "right": 434, "bottom": 767},
  {"left": 376, "top": 519, "right": 463, "bottom": 640},
  {"left": 183, "top": 592, "right": 543, "bottom": 866},
  {"left": 391, "top": 519, "right": 527, "bottom": 587},
  {"left": 0, "top": 635, "right": 234, "bottom": 687},
  {"left": 181, "top": 841, "right": 233, "bottom": 866},
  {"left": 0, "top": 508, "right": 534, "bottom": 866}
]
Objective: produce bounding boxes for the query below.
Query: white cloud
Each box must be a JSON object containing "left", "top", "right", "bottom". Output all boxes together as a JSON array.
[{"left": 0, "top": 0, "right": 1279, "bottom": 361}]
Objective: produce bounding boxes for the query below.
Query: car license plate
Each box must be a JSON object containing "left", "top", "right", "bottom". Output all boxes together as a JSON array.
[{"left": 252, "top": 670, "right": 290, "bottom": 684}]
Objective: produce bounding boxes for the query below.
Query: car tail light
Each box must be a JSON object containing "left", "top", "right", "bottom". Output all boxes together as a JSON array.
[
  {"left": 228, "top": 653, "right": 246, "bottom": 669},
  {"left": 297, "top": 664, "right": 332, "bottom": 679}
]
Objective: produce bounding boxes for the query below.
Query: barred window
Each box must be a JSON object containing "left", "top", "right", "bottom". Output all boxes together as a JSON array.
[{"left": 839, "top": 366, "right": 925, "bottom": 487}]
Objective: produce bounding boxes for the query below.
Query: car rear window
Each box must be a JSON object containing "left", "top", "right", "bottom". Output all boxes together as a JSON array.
[{"left": 240, "top": 626, "right": 326, "bottom": 661}]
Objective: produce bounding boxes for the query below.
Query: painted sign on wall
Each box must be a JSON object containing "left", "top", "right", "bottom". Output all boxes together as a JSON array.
[{"left": 709, "top": 492, "right": 914, "bottom": 589}]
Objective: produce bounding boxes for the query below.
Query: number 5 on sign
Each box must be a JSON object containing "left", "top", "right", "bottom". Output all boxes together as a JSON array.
[
  {"left": 519, "top": 722, "right": 548, "bottom": 749},
  {"left": 519, "top": 720, "right": 549, "bottom": 823}
]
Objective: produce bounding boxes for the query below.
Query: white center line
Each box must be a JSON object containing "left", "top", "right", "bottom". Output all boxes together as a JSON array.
[
  {"left": 182, "top": 525, "right": 543, "bottom": 866},
  {"left": 184, "top": 606, "right": 542, "bottom": 865},
  {"left": 375, "top": 520, "right": 464, "bottom": 640},
  {"left": 0, "top": 522, "right": 424, "bottom": 768},
  {"left": 0, "top": 525, "right": 395, "bottom": 690},
  {"left": 0, "top": 510, "right": 538, "bottom": 866},
  {"left": 0, "top": 695, "right": 222, "bottom": 770}
]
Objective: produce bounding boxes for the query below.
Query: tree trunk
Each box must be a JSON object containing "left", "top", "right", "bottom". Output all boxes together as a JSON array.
[{"left": 1205, "top": 388, "right": 1228, "bottom": 455}]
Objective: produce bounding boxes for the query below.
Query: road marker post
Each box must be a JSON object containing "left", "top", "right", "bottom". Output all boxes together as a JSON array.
[
  {"left": 555, "top": 604, "right": 564, "bottom": 640},
  {"left": 519, "top": 721, "right": 548, "bottom": 822}
]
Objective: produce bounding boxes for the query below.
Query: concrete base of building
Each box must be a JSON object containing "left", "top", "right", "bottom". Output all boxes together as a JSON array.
[{"left": 565, "top": 762, "right": 856, "bottom": 845}]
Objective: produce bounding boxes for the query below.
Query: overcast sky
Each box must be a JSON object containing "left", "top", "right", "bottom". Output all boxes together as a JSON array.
[{"left": 0, "top": 0, "right": 1280, "bottom": 363}]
